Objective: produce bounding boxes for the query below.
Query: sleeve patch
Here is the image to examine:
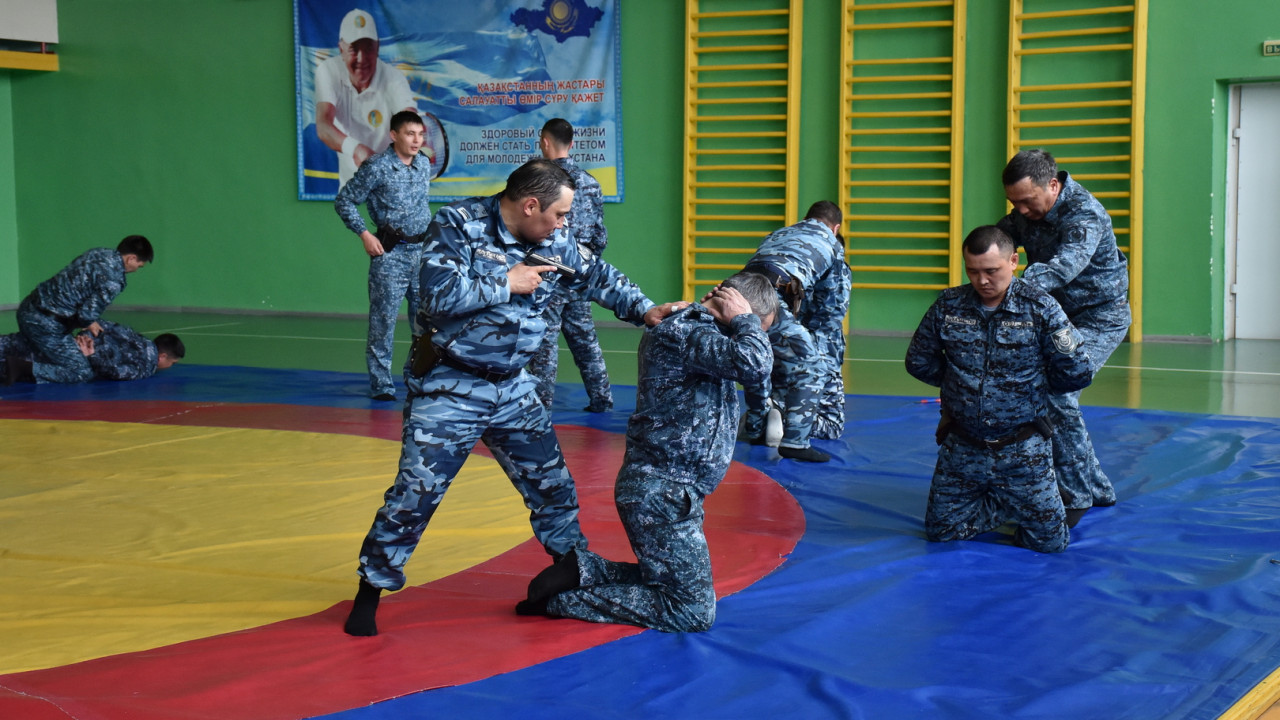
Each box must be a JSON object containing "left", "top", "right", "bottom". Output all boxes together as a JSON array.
[{"left": 1052, "top": 327, "right": 1080, "bottom": 354}]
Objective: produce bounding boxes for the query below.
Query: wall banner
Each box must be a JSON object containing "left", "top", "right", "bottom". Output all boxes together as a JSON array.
[{"left": 294, "top": 0, "right": 622, "bottom": 202}]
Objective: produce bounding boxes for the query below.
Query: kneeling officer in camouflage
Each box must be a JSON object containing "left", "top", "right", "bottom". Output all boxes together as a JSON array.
[
  {"left": 905, "top": 226, "right": 1092, "bottom": 553},
  {"left": 344, "top": 159, "right": 684, "bottom": 636},
  {"left": 515, "top": 272, "right": 775, "bottom": 632}
]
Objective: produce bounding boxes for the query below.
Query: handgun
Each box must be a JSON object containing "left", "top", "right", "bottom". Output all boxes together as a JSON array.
[{"left": 525, "top": 251, "right": 577, "bottom": 277}]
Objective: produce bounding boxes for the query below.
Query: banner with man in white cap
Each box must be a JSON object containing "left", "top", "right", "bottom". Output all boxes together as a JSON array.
[{"left": 295, "top": 0, "right": 624, "bottom": 203}]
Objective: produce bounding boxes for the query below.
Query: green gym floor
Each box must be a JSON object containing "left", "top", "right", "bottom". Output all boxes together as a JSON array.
[{"left": 4, "top": 308, "right": 1277, "bottom": 421}]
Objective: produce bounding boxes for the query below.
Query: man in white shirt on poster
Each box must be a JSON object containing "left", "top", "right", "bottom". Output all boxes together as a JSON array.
[{"left": 315, "top": 8, "right": 417, "bottom": 187}]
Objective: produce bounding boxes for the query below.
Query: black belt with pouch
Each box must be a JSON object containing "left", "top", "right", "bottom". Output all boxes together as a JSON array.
[
  {"left": 409, "top": 334, "right": 521, "bottom": 383},
  {"left": 376, "top": 226, "right": 427, "bottom": 253}
]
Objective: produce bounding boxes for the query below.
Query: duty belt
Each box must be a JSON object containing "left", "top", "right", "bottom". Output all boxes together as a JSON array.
[
  {"left": 439, "top": 354, "right": 522, "bottom": 383},
  {"left": 939, "top": 416, "right": 1054, "bottom": 450},
  {"left": 375, "top": 225, "right": 426, "bottom": 253}
]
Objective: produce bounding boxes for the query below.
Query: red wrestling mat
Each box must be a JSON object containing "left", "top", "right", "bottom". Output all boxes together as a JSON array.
[{"left": 0, "top": 401, "right": 805, "bottom": 720}]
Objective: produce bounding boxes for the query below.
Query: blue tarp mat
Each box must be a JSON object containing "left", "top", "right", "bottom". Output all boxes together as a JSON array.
[{"left": 4, "top": 367, "right": 1278, "bottom": 719}]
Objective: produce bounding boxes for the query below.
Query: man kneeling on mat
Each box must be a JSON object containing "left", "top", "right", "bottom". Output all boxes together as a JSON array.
[
  {"left": 905, "top": 225, "right": 1093, "bottom": 552},
  {"left": 516, "top": 271, "right": 775, "bottom": 632}
]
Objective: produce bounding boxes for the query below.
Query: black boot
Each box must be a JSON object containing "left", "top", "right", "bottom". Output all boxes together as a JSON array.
[{"left": 3, "top": 355, "right": 34, "bottom": 386}]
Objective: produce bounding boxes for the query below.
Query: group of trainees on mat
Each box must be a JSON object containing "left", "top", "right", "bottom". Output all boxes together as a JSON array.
[
  {"left": 328, "top": 108, "right": 1129, "bottom": 638},
  {"left": 6, "top": 106, "right": 1125, "bottom": 635}
]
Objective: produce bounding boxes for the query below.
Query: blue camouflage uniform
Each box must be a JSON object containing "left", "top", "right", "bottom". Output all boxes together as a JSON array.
[
  {"left": 545, "top": 304, "right": 772, "bottom": 632},
  {"left": 742, "top": 218, "right": 852, "bottom": 447},
  {"left": 528, "top": 156, "right": 612, "bottom": 412},
  {"left": 355, "top": 192, "right": 656, "bottom": 592},
  {"left": 1, "top": 320, "right": 160, "bottom": 382},
  {"left": 87, "top": 320, "right": 161, "bottom": 380},
  {"left": 905, "top": 277, "right": 1092, "bottom": 553},
  {"left": 16, "top": 248, "right": 127, "bottom": 384},
  {"left": 334, "top": 144, "right": 432, "bottom": 399},
  {"left": 997, "top": 171, "right": 1131, "bottom": 511}
]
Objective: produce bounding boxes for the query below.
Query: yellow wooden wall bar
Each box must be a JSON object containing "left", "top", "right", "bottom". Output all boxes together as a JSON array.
[
  {"left": 682, "top": 0, "right": 803, "bottom": 301},
  {"left": 840, "top": 0, "right": 966, "bottom": 292}
]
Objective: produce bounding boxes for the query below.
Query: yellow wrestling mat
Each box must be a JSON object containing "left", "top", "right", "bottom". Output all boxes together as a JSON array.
[{"left": 0, "top": 419, "right": 529, "bottom": 674}]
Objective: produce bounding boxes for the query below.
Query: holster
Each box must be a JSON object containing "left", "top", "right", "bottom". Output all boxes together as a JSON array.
[
  {"left": 374, "top": 226, "right": 400, "bottom": 253},
  {"left": 409, "top": 333, "right": 440, "bottom": 377}
]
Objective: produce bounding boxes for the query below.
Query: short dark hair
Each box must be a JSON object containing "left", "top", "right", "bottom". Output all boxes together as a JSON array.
[
  {"left": 804, "top": 200, "right": 842, "bottom": 228},
  {"left": 154, "top": 333, "right": 185, "bottom": 359},
  {"left": 721, "top": 271, "right": 779, "bottom": 319},
  {"left": 962, "top": 225, "right": 1016, "bottom": 257},
  {"left": 503, "top": 158, "right": 576, "bottom": 209},
  {"left": 541, "top": 118, "right": 574, "bottom": 147},
  {"left": 1002, "top": 148, "right": 1058, "bottom": 187},
  {"left": 390, "top": 110, "right": 424, "bottom": 133},
  {"left": 117, "top": 235, "right": 153, "bottom": 263}
]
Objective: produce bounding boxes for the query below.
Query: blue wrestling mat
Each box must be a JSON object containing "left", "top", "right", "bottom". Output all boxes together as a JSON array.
[{"left": 3, "top": 366, "right": 1278, "bottom": 719}]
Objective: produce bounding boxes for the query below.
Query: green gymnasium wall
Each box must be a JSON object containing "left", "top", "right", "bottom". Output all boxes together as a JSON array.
[
  {"left": 0, "top": 74, "right": 17, "bottom": 304},
  {"left": 5, "top": 0, "right": 1280, "bottom": 338}
]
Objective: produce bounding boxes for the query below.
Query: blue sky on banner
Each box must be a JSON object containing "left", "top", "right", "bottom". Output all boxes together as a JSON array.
[{"left": 295, "top": 0, "right": 621, "bottom": 202}]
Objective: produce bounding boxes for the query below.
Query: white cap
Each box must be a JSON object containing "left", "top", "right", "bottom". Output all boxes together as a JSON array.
[{"left": 339, "top": 9, "right": 378, "bottom": 44}]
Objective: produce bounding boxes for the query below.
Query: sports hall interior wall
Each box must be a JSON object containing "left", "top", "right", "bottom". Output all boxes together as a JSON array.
[{"left": 0, "top": 1, "right": 1276, "bottom": 339}]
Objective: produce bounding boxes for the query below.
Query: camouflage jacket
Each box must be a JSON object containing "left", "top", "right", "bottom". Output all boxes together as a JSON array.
[
  {"left": 553, "top": 156, "right": 608, "bottom": 256},
  {"left": 905, "top": 278, "right": 1092, "bottom": 440},
  {"left": 414, "top": 193, "right": 654, "bottom": 374},
  {"left": 334, "top": 145, "right": 432, "bottom": 237},
  {"left": 997, "top": 172, "right": 1129, "bottom": 316},
  {"left": 25, "top": 248, "right": 127, "bottom": 327},
  {"left": 89, "top": 320, "right": 159, "bottom": 381},
  {"left": 620, "top": 305, "right": 773, "bottom": 494}
]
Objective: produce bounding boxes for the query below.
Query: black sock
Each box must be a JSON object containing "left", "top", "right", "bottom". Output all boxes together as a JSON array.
[
  {"left": 344, "top": 580, "right": 382, "bottom": 636},
  {"left": 778, "top": 446, "right": 831, "bottom": 462},
  {"left": 515, "top": 596, "right": 550, "bottom": 616},
  {"left": 1064, "top": 507, "right": 1088, "bottom": 528},
  {"left": 527, "top": 549, "right": 581, "bottom": 602}
]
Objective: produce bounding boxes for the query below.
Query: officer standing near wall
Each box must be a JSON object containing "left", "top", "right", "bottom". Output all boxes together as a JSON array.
[
  {"left": 527, "top": 118, "right": 614, "bottom": 413},
  {"left": 335, "top": 110, "right": 432, "bottom": 401},
  {"left": 906, "top": 226, "right": 1092, "bottom": 552},
  {"left": 517, "top": 272, "right": 775, "bottom": 632},
  {"left": 738, "top": 201, "right": 851, "bottom": 462},
  {"left": 343, "top": 158, "right": 684, "bottom": 636},
  {"left": 11, "top": 236, "right": 152, "bottom": 385},
  {"left": 997, "top": 149, "right": 1131, "bottom": 521}
]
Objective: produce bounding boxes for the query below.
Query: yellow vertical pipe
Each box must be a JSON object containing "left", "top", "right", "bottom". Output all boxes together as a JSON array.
[
  {"left": 949, "top": 0, "right": 967, "bottom": 286},
  {"left": 682, "top": 0, "right": 699, "bottom": 301},
  {"left": 786, "top": 0, "right": 804, "bottom": 228},
  {"left": 1128, "top": 0, "right": 1146, "bottom": 342},
  {"left": 1006, "top": 0, "right": 1021, "bottom": 165}
]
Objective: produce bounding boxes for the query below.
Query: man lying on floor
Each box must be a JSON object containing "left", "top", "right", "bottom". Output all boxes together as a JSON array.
[
  {"left": 1, "top": 319, "right": 184, "bottom": 385},
  {"left": 516, "top": 271, "right": 775, "bottom": 632}
]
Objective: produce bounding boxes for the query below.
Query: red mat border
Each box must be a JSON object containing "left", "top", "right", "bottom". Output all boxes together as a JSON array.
[{"left": 0, "top": 401, "right": 805, "bottom": 720}]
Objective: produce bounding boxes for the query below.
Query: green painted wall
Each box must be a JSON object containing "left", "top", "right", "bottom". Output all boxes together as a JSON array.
[
  {"left": 0, "top": 74, "right": 17, "bottom": 306},
  {"left": 8, "top": 0, "right": 1280, "bottom": 337}
]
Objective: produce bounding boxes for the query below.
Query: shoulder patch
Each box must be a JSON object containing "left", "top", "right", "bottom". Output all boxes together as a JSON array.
[{"left": 1052, "top": 327, "right": 1079, "bottom": 354}]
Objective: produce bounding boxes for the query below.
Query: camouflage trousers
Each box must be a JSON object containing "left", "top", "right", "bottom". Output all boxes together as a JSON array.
[
  {"left": 1054, "top": 297, "right": 1132, "bottom": 510},
  {"left": 546, "top": 475, "right": 716, "bottom": 633},
  {"left": 743, "top": 306, "right": 826, "bottom": 449},
  {"left": 810, "top": 328, "right": 848, "bottom": 440},
  {"left": 16, "top": 298, "right": 92, "bottom": 384},
  {"left": 528, "top": 289, "right": 612, "bottom": 411},
  {"left": 355, "top": 365, "right": 587, "bottom": 591},
  {"left": 926, "top": 433, "right": 1069, "bottom": 553},
  {"left": 366, "top": 242, "right": 424, "bottom": 398}
]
